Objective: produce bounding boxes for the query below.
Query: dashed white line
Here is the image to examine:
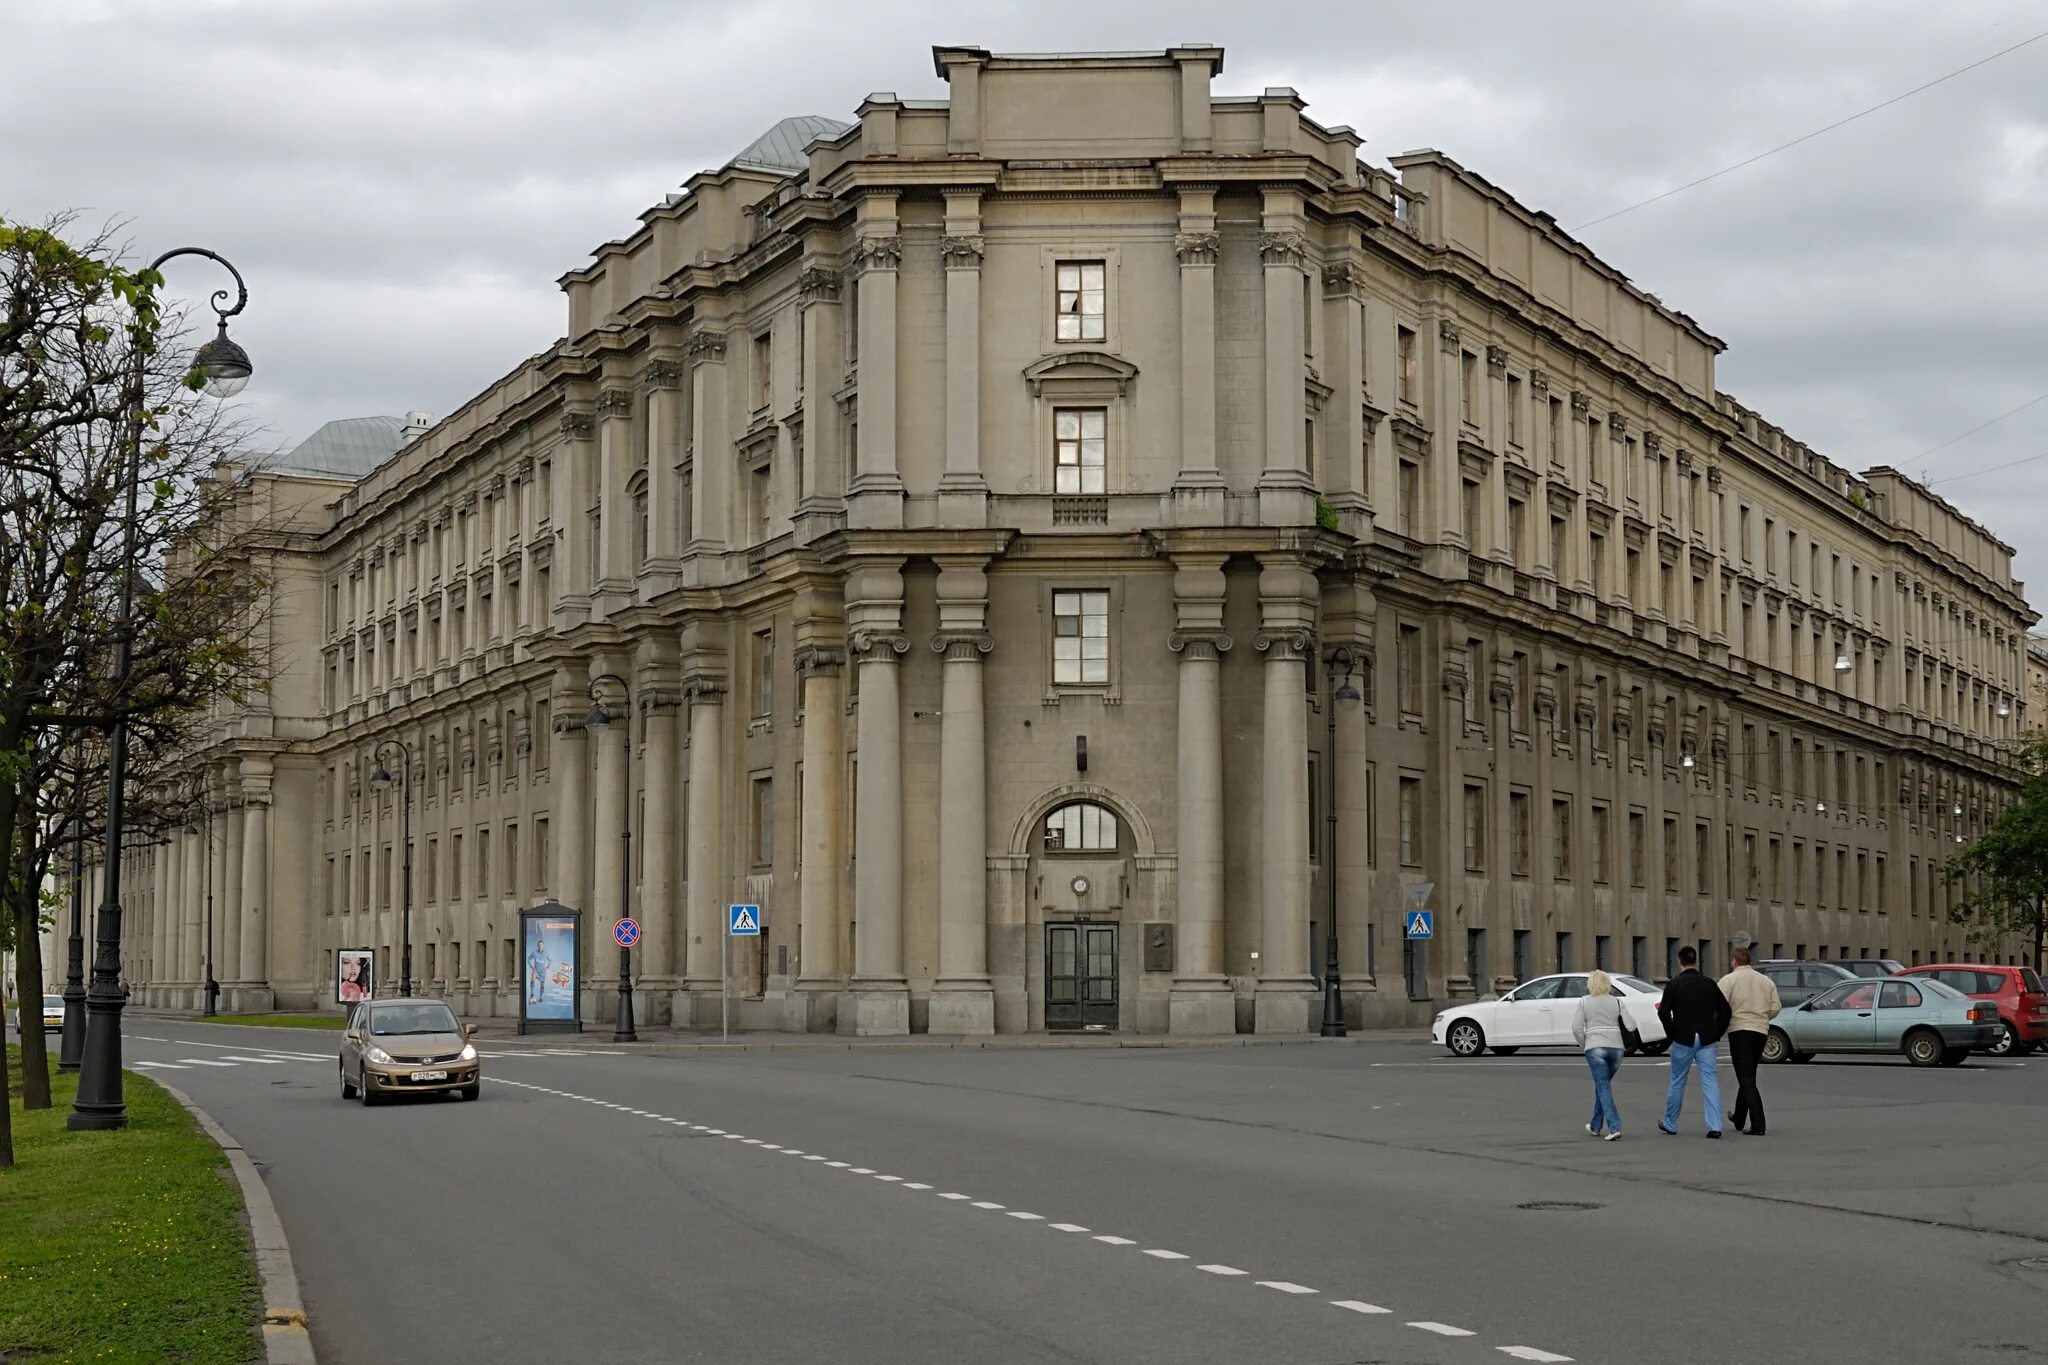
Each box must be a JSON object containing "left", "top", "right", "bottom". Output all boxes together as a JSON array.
[
  {"left": 874, "top": 1175, "right": 903, "bottom": 1183},
  {"left": 219, "top": 1055, "right": 289, "bottom": 1064},
  {"left": 1093, "top": 1235, "right": 1135, "bottom": 1246},
  {"left": 1049, "top": 1223, "right": 1090, "bottom": 1233},
  {"left": 826, "top": 1161, "right": 852, "bottom": 1169},
  {"left": 970, "top": 1201, "right": 1006, "bottom": 1210},
  {"left": 937, "top": 1192, "right": 972, "bottom": 1201},
  {"left": 1198, "top": 1265, "right": 1247, "bottom": 1276},
  {"left": 902, "top": 1182, "right": 933, "bottom": 1190},
  {"left": 850, "top": 1166, "right": 876, "bottom": 1174},
  {"left": 1410, "top": 1322, "right": 1477, "bottom": 1338},
  {"left": 1005, "top": 1211, "right": 1044, "bottom": 1221},
  {"left": 1141, "top": 1249, "right": 1188, "bottom": 1260},
  {"left": 1332, "top": 1300, "right": 1391, "bottom": 1315},
  {"left": 1497, "top": 1349, "right": 1572, "bottom": 1362},
  {"left": 175, "top": 1058, "right": 239, "bottom": 1067},
  {"left": 132, "top": 1061, "right": 188, "bottom": 1070},
  {"left": 1257, "top": 1282, "right": 1318, "bottom": 1295}
]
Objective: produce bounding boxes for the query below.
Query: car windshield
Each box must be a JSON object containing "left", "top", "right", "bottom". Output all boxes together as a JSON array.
[
  {"left": 1616, "top": 976, "right": 1655, "bottom": 994},
  {"left": 1918, "top": 978, "right": 1967, "bottom": 1001},
  {"left": 44, "top": 995, "right": 62, "bottom": 1009},
  {"left": 368, "top": 1004, "right": 461, "bottom": 1036},
  {"left": 1841, "top": 961, "right": 1887, "bottom": 977}
]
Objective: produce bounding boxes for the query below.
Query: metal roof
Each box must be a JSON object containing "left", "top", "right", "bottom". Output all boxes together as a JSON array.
[
  {"left": 729, "top": 115, "right": 850, "bottom": 174},
  {"left": 263, "top": 415, "right": 409, "bottom": 481}
]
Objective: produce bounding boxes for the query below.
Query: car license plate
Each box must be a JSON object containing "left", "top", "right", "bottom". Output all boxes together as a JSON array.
[{"left": 410, "top": 1069, "right": 448, "bottom": 1082}]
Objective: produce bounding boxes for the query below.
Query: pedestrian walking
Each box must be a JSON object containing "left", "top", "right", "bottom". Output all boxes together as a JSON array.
[
  {"left": 1655, "top": 945, "right": 1732, "bottom": 1138},
  {"left": 1572, "top": 969, "right": 1627, "bottom": 1140},
  {"left": 1718, "top": 947, "right": 1782, "bottom": 1136}
]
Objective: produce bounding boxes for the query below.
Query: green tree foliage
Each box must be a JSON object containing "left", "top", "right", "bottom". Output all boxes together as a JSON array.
[{"left": 1945, "top": 734, "right": 2048, "bottom": 972}]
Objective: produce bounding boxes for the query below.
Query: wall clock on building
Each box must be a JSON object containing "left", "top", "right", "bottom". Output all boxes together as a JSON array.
[{"left": 1071, "top": 876, "right": 1090, "bottom": 897}]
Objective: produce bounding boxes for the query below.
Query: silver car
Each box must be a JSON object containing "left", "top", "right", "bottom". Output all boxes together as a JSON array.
[{"left": 339, "top": 998, "right": 481, "bottom": 1105}]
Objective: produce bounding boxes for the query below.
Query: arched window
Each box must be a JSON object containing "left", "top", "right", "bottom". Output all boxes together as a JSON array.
[{"left": 1044, "top": 801, "right": 1118, "bottom": 853}]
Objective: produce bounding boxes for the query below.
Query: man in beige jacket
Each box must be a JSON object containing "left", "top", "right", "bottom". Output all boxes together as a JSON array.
[{"left": 1718, "top": 948, "right": 1782, "bottom": 1136}]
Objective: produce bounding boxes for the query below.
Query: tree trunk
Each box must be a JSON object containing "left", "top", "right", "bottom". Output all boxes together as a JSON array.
[
  {"left": 0, "top": 765, "right": 19, "bottom": 1166},
  {"left": 9, "top": 813, "right": 51, "bottom": 1110}
]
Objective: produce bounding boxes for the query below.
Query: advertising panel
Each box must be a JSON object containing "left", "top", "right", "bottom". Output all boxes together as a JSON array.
[
  {"left": 336, "top": 948, "right": 375, "bottom": 1005},
  {"left": 519, "top": 902, "right": 582, "bottom": 1035}
]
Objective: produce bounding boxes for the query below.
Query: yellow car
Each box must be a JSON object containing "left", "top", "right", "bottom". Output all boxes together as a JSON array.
[{"left": 338, "top": 998, "right": 481, "bottom": 1105}]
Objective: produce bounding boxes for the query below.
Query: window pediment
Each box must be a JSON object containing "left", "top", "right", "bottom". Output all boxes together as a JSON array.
[{"left": 1023, "top": 350, "right": 1138, "bottom": 399}]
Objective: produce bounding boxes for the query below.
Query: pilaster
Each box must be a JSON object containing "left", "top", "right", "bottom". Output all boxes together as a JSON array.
[
  {"left": 1168, "top": 552, "right": 1234, "bottom": 1033},
  {"left": 795, "top": 263, "right": 847, "bottom": 544},
  {"left": 841, "top": 562, "right": 909, "bottom": 1035},
  {"left": 938, "top": 193, "right": 990, "bottom": 525},
  {"left": 1170, "top": 188, "right": 1227, "bottom": 523},
  {"left": 1256, "top": 190, "right": 1316, "bottom": 527},
  {"left": 846, "top": 194, "right": 905, "bottom": 530}
]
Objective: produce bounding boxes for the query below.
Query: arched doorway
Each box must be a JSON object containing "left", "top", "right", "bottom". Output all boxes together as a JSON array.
[{"left": 1037, "top": 796, "right": 1124, "bottom": 1030}]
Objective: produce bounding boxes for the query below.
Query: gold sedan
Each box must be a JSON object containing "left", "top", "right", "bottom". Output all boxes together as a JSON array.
[{"left": 339, "top": 998, "right": 481, "bottom": 1105}]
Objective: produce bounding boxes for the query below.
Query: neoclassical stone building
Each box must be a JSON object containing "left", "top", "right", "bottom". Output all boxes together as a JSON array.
[{"left": 113, "top": 46, "right": 2036, "bottom": 1032}]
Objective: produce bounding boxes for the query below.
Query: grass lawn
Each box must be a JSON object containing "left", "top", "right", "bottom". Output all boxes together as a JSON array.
[
  {"left": 193, "top": 1013, "right": 345, "bottom": 1031},
  {"left": 1, "top": 1047, "right": 260, "bottom": 1365}
]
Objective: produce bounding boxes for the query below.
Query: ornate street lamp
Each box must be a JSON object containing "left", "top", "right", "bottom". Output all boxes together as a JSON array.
[
  {"left": 584, "top": 675, "right": 639, "bottom": 1043},
  {"left": 370, "top": 739, "right": 417, "bottom": 997},
  {"left": 72, "top": 248, "right": 252, "bottom": 1132},
  {"left": 1321, "top": 647, "right": 1364, "bottom": 1039},
  {"left": 58, "top": 739, "right": 89, "bottom": 1072},
  {"left": 185, "top": 782, "right": 220, "bottom": 1019}
]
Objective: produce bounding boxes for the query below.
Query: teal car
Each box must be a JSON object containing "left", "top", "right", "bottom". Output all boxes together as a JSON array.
[{"left": 1763, "top": 976, "right": 2000, "bottom": 1067}]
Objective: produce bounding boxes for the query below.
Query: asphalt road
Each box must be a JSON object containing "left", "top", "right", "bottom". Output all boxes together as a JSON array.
[{"left": 100, "top": 1024, "right": 2048, "bottom": 1365}]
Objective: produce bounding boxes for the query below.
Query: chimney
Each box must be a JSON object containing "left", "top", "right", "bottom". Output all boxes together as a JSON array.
[{"left": 401, "top": 411, "right": 433, "bottom": 439}]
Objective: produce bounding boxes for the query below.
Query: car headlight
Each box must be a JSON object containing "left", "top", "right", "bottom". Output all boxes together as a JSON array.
[
  {"left": 459, "top": 1043, "right": 478, "bottom": 1062},
  {"left": 364, "top": 1046, "right": 393, "bottom": 1065}
]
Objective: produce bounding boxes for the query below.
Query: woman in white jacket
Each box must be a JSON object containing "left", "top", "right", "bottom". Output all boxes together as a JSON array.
[{"left": 1572, "top": 970, "right": 1627, "bottom": 1140}]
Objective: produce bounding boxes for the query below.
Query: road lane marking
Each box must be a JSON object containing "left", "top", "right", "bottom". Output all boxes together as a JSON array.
[
  {"left": 874, "top": 1175, "right": 903, "bottom": 1182},
  {"left": 220, "top": 1056, "right": 289, "bottom": 1064},
  {"left": 826, "top": 1161, "right": 852, "bottom": 1168},
  {"left": 1258, "top": 1282, "right": 1317, "bottom": 1295},
  {"left": 1141, "top": 1249, "right": 1188, "bottom": 1260},
  {"left": 937, "top": 1192, "right": 972, "bottom": 1200},
  {"left": 1332, "top": 1300, "right": 1391, "bottom": 1315},
  {"left": 850, "top": 1166, "right": 876, "bottom": 1174},
  {"left": 1498, "top": 1349, "right": 1573, "bottom": 1362},
  {"left": 1049, "top": 1223, "right": 1090, "bottom": 1233},
  {"left": 903, "top": 1182, "right": 933, "bottom": 1189},
  {"left": 1410, "top": 1322, "right": 1476, "bottom": 1337},
  {"left": 1093, "top": 1235, "right": 1135, "bottom": 1246},
  {"left": 176, "top": 1058, "right": 240, "bottom": 1067},
  {"left": 1005, "top": 1211, "right": 1043, "bottom": 1220},
  {"left": 132, "top": 1061, "right": 188, "bottom": 1070},
  {"left": 1198, "top": 1265, "right": 1247, "bottom": 1276},
  {"left": 970, "top": 1201, "right": 1006, "bottom": 1210}
]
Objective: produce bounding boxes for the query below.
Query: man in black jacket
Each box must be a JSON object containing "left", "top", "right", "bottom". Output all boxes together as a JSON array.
[{"left": 1655, "top": 946, "right": 1733, "bottom": 1138}]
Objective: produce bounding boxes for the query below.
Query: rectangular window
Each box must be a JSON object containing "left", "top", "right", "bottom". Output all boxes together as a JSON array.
[
  {"left": 1837, "top": 849, "right": 1849, "bottom": 912},
  {"left": 1548, "top": 396, "right": 1564, "bottom": 465},
  {"left": 1460, "top": 351, "right": 1478, "bottom": 423},
  {"left": 751, "top": 627, "right": 774, "bottom": 718},
  {"left": 1053, "top": 407, "right": 1107, "bottom": 494},
  {"left": 1513, "top": 928, "right": 1533, "bottom": 983},
  {"left": 1397, "top": 326, "right": 1417, "bottom": 404},
  {"left": 1663, "top": 816, "right": 1679, "bottom": 893},
  {"left": 425, "top": 837, "right": 439, "bottom": 903},
  {"left": 1744, "top": 832, "right": 1759, "bottom": 901},
  {"left": 1596, "top": 934, "right": 1613, "bottom": 972},
  {"left": 504, "top": 823, "right": 520, "bottom": 898},
  {"left": 1556, "top": 931, "right": 1574, "bottom": 973},
  {"left": 1629, "top": 811, "right": 1646, "bottom": 887},
  {"left": 751, "top": 776, "right": 774, "bottom": 867},
  {"left": 1739, "top": 505, "right": 1753, "bottom": 564},
  {"left": 451, "top": 831, "right": 464, "bottom": 901},
  {"left": 478, "top": 828, "right": 491, "bottom": 901},
  {"left": 1507, "top": 498, "right": 1526, "bottom": 566},
  {"left": 535, "top": 818, "right": 550, "bottom": 893},
  {"left": 1397, "top": 460, "right": 1419, "bottom": 536},
  {"left": 1553, "top": 798, "right": 1572, "bottom": 879},
  {"left": 1399, "top": 776, "right": 1421, "bottom": 866},
  {"left": 1591, "top": 803, "right": 1610, "bottom": 883},
  {"left": 1769, "top": 836, "right": 1783, "bottom": 903},
  {"left": 1589, "top": 532, "right": 1605, "bottom": 597},
  {"left": 752, "top": 330, "right": 772, "bottom": 411},
  {"left": 1506, "top": 374, "right": 1523, "bottom": 445},
  {"left": 1875, "top": 854, "right": 1887, "bottom": 914},
  {"left": 1051, "top": 590, "right": 1110, "bottom": 685},
  {"left": 1463, "top": 783, "right": 1486, "bottom": 872},
  {"left": 1467, "top": 928, "right": 1488, "bottom": 992},
  {"left": 1509, "top": 790, "right": 1531, "bottom": 876},
  {"left": 1632, "top": 936, "right": 1649, "bottom": 980},
  {"left": 1397, "top": 624, "right": 1421, "bottom": 714},
  {"left": 1694, "top": 822, "right": 1710, "bottom": 895},
  {"left": 1055, "top": 261, "right": 1106, "bottom": 342}
]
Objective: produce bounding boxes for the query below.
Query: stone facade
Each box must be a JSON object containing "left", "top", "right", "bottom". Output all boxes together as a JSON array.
[{"left": 111, "top": 46, "right": 2036, "bottom": 1031}]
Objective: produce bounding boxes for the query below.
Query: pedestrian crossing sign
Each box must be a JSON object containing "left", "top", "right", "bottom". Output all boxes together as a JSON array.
[
  {"left": 729, "top": 904, "right": 761, "bottom": 936},
  {"left": 1405, "top": 911, "right": 1434, "bottom": 940}
]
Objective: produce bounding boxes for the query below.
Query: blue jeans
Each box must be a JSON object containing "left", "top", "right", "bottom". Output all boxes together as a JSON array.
[
  {"left": 1663, "top": 1037, "right": 1723, "bottom": 1133},
  {"left": 1585, "top": 1047, "right": 1622, "bottom": 1134}
]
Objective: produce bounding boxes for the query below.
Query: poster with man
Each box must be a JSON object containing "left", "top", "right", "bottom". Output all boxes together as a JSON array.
[
  {"left": 336, "top": 948, "right": 375, "bottom": 1004},
  {"left": 519, "top": 904, "right": 580, "bottom": 1033}
]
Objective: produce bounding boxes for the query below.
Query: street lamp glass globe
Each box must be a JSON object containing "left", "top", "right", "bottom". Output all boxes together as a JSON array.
[
  {"left": 1833, "top": 653, "right": 1853, "bottom": 673},
  {"left": 584, "top": 701, "right": 611, "bottom": 732},
  {"left": 370, "top": 766, "right": 394, "bottom": 792},
  {"left": 192, "top": 323, "right": 253, "bottom": 398},
  {"left": 1681, "top": 753, "right": 1696, "bottom": 769},
  {"left": 1333, "top": 679, "right": 1362, "bottom": 706}
]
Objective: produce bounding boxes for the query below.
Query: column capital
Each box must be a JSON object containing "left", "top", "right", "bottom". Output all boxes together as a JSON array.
[
  {"left": 849, "top": 628, "right": 910, "bottom": 663},
  {"left": 851, "top": 234, "right": 903, "bottom": 276},
  {"left": 683, "top": 672, "right": 728, "bottom": 703},
  {"left": 1438, "top": 319, "right": 1463, "bottom": 352},
  {"left": 559, "top": 409, "right": 596, "bottom": 439},
  {"left": 798, "top": 264, "right": 843, "bottom": 304},
  {"left": 1170, "top": 629, "right": 1233, "bottom": 661},
  {"left": 796, "top": 644, "right": 847, "bottom": 677},
  {"left": 637, "top": 687, "right": 685, "bottom": 715},
  {"left": 1259, "top": 230, "right": 1309, "bottom": 268},
  {"left": 686, "top": 330, "right": 728, "bottom": 363},
  {"left": 940, "top": 234, "right": 985, "bottom": 268},
  {"left": 1175, "top": 231, "right": 1221, "bottom": 266},
  {"left": 643, "top": 358, "right": 684, "bottom": 391},
  {"left": 931, "top": 630, "right": 993, "bottom": 662},
  {"left": 597, "top": 388, "right": 634, "bottom": 419},
  {"left": 1253, "top": 628, "right": 1314, "bottom": 662}
]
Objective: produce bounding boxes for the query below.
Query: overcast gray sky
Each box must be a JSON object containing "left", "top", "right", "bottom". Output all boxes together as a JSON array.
[{"left": 9, "top": 0, "right": 2047, "bottom": 602}]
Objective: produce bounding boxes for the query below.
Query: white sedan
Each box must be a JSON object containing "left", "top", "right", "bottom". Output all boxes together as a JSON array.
[{"left": 1432, "top": 973, "right": 1670, "bottom": 1057}]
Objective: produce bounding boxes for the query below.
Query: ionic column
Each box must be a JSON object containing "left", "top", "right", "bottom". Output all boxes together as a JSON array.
[
  {"left": 553, "top": 411, "right": 595, "bottom": 625},
  {"left": 239, "top": 758, "right": 273, "bottom": 1006},
  {"left": 930, "top": 622, "right": 994, "bottom": 1035},
  {"left": 679, "top": 668, "right": 728, "bottom": 1013},
  {"left": 221, "top": 788, "right": 246, "bottom": 994},
  {"left": 157, "top": 831, "right": 181, "bottom": 1000},
  {"left": 637, "top": 680, "right": 681, "bottom": 991},
  {"left": 181, "top": 822, "right": 204, "bottom": 996},
  {"left": 938, "top": 193, "right": 989, "bottom": 525},
  {"left": 794, "top": 643, "right": 846, "bottom": 1026},
  {"left": 843, "top": 589, "right": 909, "bottom": 1035},
  {"left": 595, "top": 386, "right": 636, "bottom": 608},
  {"left": 846, "top": 195, "right": 904, "bottom": 530},
  {"left": 1254, "top": 560, "right": 1318, "bottom": 1033},
  {"left": 644, "top": 356, "right": 684, "bottom": 579},
  {"left": 550, "top": 664, "right": 591, "bottom": 921},
  {"left": 1256, "top": 192, "right": 1315, "bottom": 527},
  {"left": 794, "top": 264, "right": 847, "bottom": 542},
  {"left": 687, "top": 331, "right": 730, "bottom": 557},
  {"left": 1171, "top": 191, "right": 1225, "bottom": 523},
  {"left": 1169, "top": 554, "right": 1233, "bottom": 1034},
  {"left": 589, "top": 676, "right": 627, "bottom": 1021}
]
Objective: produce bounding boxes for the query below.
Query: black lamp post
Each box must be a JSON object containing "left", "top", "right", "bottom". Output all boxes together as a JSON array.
[
  {"left": 370, "top": 739, "right": 416, "bottom": 997},
  {"left": 1321, "top": 646, "right": 1363, "bottom": 1039},
  {"left": 58, "top": 739, "right": 88, "bottom": 1072},
  {"left": 72, "top": 247, "right": 251, "bottom": 1132},
  {"left": 584, "top": 674, "right": 638, "bottom": 1043}
]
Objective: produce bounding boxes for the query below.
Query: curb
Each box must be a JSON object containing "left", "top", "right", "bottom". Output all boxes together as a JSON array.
[
  {"left": 471, "top": 1030, "right": 1435, "bottom": 1055},
  {"left": 158, "top": 1082, "right": 318, "bottom": 1365}
]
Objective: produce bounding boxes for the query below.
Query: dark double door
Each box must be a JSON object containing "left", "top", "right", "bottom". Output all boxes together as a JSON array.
[{"left": 1045, "top": 923, "right": 1117, "bottom": 1030}]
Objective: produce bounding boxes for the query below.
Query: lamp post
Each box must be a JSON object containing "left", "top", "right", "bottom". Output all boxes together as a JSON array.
[
  {"left": 58, "top": 739, "right": 88, "bottom": 1071},
  {"left": 584, "top": 674, "right": 638, "bottom": 1043},
  {"left": 72, "top": 247, "right": 252, "bottom": 1132},
  {"left": 1320, "top": 647, "right": 1363, "bottom": 1038},
  {"left": 370, "top": 739, "right": 416, "bottom": 997}
]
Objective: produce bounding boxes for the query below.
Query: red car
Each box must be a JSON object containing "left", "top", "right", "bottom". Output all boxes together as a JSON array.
[{"left": 1895, "top": 963, "right": 2047, "bottom": 1057}]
